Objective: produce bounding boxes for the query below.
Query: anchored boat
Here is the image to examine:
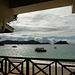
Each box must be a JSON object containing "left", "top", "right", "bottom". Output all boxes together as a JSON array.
[
  {"left": 12, "top": 46, "right": 17, "bottom": 48},
  {"left": 35, "top": 48, "right": 47, "bottom": 52}
]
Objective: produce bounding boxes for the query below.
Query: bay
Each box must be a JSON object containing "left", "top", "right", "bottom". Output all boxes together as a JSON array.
[{"left": 0, "top": 44, "right": 75, "bottom": 59}]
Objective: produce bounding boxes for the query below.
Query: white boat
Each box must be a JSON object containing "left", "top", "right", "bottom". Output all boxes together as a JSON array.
[{"left": 35, "top": 48, "right": 47, "bottom": 52}]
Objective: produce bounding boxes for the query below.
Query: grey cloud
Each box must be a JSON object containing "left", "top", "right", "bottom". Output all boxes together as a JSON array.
[
  {"left": 7, "top": 9, "right": 75, "bottom": 44},
  {"left": 41, "top": 37, "right": 50, "bottom": 43},
  {"left": 28, "top": 37, "right": 34, "bottom": 40}
]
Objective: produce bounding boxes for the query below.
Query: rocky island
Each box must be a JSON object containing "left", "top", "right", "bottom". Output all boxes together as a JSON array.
[
  {"left": 54, "top": 41, "right": 69, "bottom": 44},
  {"left": 1, "top": 40, "right": 50, "bottom": 44},
  {"left": 0, "top": 42, "right": 4, "bottom": 46}
]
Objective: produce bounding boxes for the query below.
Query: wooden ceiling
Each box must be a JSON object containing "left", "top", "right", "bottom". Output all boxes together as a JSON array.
[
  {"left": 0, "top": 0, "right": 75, "bottom": 33},
  {"left": 9, "top": 0, "right": 53, "bottom": 8}
]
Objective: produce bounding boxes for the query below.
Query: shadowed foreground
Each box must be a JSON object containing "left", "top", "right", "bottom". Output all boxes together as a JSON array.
[{"left": 0, "top": 56, "right": 75, "bottom": 75}]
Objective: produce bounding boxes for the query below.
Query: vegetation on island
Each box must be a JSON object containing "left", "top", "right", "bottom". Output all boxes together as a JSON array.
[
  {"left": 1, "top": 40, "right": 50, "bottom": 44},
  {"left": 54, "top": 41, "right": 69, "bottom": 44},
  {"left": 0, "top": 40, "right": 69, "bottom": 45},
  {"left": 0, "top": 42, "right": 4, "bottom": 46}
]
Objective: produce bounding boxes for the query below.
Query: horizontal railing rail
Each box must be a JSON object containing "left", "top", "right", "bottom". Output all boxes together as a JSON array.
[{"left": 0, "top": 56, "right": 75, "bottom": 75}]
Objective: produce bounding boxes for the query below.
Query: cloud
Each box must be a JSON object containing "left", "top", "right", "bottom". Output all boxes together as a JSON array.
[
  {"left": 10, "top": 14, "right": 75, "bottom": 37},
  {"left": 1, "top": 6, "right": 75, "bottom": 43},
  {"left": 41, "top": 37, "right": 50, "bottom": 43},
  {"left": 28, "top": 37, "right": 34, "bottom": 41},
  {"left": 48, "top": 36, "right": 75, "bottom": 40}
]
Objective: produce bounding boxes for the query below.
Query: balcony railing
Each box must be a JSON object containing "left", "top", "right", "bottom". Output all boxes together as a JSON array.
[{"left": 0, "top": 56, "right": 75, "bottom": 75}]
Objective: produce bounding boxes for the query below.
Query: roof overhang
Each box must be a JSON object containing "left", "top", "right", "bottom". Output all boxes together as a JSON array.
[
  {"left": 0, "top": 0, "right": 75, "bottom": 33},
  {"left": 72, "top": 0, "right": 75, "bottom": 13},
  {"left": 4, "top": 24, "right": 14, "bottom": 33},
  {"left": 9, "top": 0, "right": 75, "bottom": 14},
  {"left": 9, "top": 0, "right": 53, "bottom": 8},
  {"left": 0, "top": 24, "right": 14, "bottom": 33}
]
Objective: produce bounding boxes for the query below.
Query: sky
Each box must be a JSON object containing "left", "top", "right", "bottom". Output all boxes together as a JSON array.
[{"left": 0, "top": 6, "right": 75, "bottom": 44}]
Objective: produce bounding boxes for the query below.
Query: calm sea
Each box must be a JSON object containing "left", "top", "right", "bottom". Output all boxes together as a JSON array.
[{"left": 0, "top": 44, "right": 75, "bottom": 59}]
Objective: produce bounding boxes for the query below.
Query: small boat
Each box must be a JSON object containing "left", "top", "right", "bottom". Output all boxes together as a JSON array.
[
  {"left": 54, "top": 47, "right": 57, "bottom": 49},
  {"left": 12, "top": 46, "right": 17, "bottom": 48},
  {"left": 0, "top": 42, "right": 4, "bottom": 46},
  {"left": 35, "top": 48, "right": 47, "bottom": 52}
]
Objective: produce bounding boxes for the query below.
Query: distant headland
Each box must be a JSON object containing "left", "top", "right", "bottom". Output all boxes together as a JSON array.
[
  {"left": 1, "top": 40, "right": 50, "bottom": 44},
  {"left": 54, "top": 41, "right": 69, "bottom": 44},
  {"left": 0, "top": 40, "right": 69, "bottom": 45},
  {"left": 0, "top": 42, "right": 4, "bottom": 46}
]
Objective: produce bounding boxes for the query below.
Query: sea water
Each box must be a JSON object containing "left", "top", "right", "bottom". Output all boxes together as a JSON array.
[{"left": 0, "top": 44, "right": 75, "bottom": 59}]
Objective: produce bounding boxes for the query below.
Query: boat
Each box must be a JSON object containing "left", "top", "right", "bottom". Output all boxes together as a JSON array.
[
  {"left": 54, "top": 47, "right": 57, "bottom": 49},
  {"left": 12, "top": 46, "right": 17, "bottom": 48},
  {"left": 35, "top": 48, "right": 47, "bottom": 52},
  {"left": 0, "top": 42, "right": 4, "bottom": 46}
]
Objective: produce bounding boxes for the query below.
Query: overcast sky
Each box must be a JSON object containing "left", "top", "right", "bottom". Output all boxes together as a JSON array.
[{"left": 0, "top": 6, "right": 75, "bottom": 44}]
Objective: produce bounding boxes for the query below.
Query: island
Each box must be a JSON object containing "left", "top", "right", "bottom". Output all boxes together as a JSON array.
[
  {"left": 1, "top": 40, "right": 50, "bottom": 44},
  {"left": 54, "top": 41, "right": 69, "bottom": 44},
  {"left": 0, "top": 42, "right": 4, "bottom": 46}
]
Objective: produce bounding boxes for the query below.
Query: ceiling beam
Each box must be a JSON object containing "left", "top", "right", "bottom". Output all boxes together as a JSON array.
[
  {"left": 72, "top": 0, "right": 75, "bottom": 13},
  {"left": 9, "top": 0, "right": 53, "bottom": 8},
  {"left": 12, "top": 0, "right": 72, "bottom": 15}
]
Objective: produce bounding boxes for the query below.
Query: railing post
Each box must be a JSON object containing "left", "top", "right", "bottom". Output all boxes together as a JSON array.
[
  {"left": 32, "top": 63, "right": 34, "bottom": 75},
  {"left": 49, "top": 65, "right": 51, "bottom": 75},
  {"left": 4, "top": 57, "right": 7, "bottom": 75},
  {"left": 21, "top": 62, "right": 24, "bottom": 75},
  {"left": 55, "top": 61, "right": 57, "bottom": 75},
  {"left": 62, "top": 66, "right": 63, "bottom": 75},
  {"left": 1, "top": 59, "right": 3, "bottom": 73},
  {"left": 26, "top": 58, "right": 29, "bottom": 75}
]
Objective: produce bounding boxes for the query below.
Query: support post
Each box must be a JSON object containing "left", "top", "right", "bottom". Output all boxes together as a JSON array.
[
  {"left": 4, "top": 58, "right": 7, "bottom": 75},
  {"left": 55, "top": 61, "right": 57, "bottom": 75},
  {"left": 62, "top": 66, "right": 63, "bottom": 75},
  {"left": 26, "top": 59, "right": 29, "bottom": 75}
]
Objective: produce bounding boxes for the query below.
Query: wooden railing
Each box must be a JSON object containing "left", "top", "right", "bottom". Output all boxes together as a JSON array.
[{"left": 0, "top": 56, "right": 75, "bottom": 75}]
